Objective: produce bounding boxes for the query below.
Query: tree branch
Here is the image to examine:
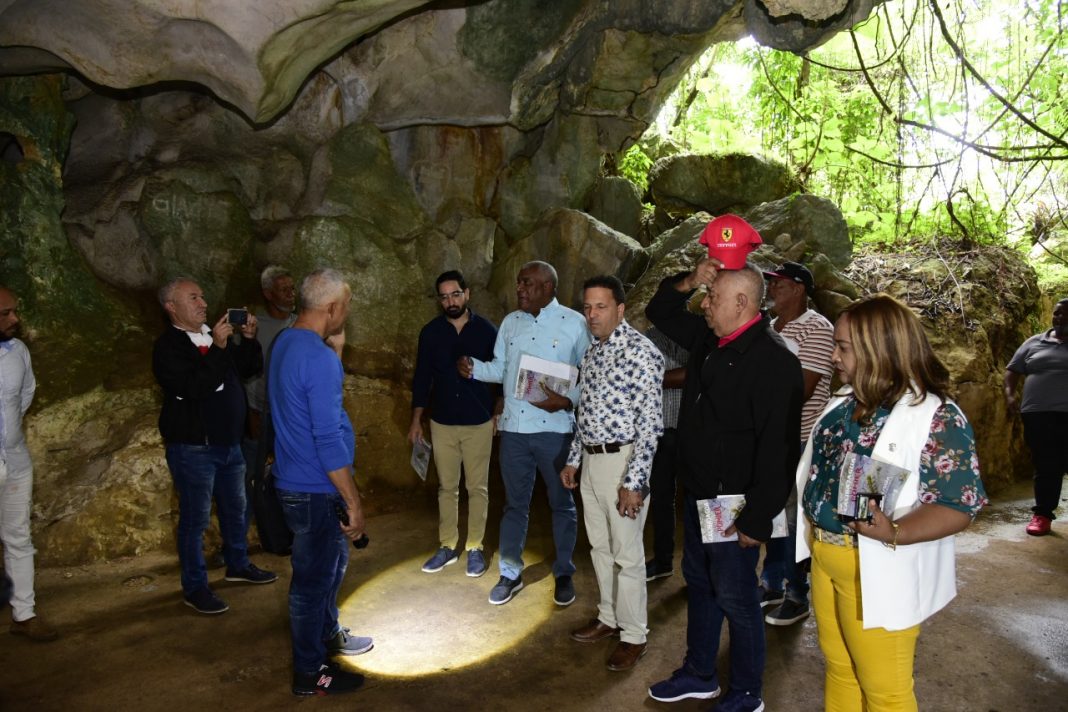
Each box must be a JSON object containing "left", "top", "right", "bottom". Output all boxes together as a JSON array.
[{"left": 927, "top": 0, "right": 1068, "bottom": 151}]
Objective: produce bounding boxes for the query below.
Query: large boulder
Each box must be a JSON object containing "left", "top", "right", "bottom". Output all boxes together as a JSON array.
[
  {"left": 647, "top": 153, "right": 803, "bottom": 219},
  {"left": 745, "top": 193, "right": 853, "bottom": 268},
  {"left": 26, "top": 388, "right": 170, "bottom": 565}
]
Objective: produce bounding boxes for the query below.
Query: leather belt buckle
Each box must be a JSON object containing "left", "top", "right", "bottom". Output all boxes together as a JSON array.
[{"left": 583, "top": 441, "right": 630, "bottom": 455}]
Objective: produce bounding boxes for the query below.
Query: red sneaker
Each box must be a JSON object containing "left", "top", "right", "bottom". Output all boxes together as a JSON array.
[{"left": 1026, "top": 514, "right": 1052, "bottom": 536}]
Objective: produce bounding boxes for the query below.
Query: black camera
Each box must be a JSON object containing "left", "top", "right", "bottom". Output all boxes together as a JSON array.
[
  {"left": 227, "top": 308, "right": 248, "bottom": 326},
  {"left": 838, "top": 492, "right": 883, "bottom": 524}
]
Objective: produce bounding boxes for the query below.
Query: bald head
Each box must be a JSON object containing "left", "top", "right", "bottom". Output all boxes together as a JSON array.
[{"left": 701, "top": 263, "right": 765, "bottom": 336}]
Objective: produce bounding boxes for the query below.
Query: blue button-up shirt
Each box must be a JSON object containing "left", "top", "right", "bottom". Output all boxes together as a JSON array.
[
  {"left": 566, "top": 320, "right": 665, "bottom": 492},
  {"left": 471, "top": 298, "right": 590, "bottom": 434}
]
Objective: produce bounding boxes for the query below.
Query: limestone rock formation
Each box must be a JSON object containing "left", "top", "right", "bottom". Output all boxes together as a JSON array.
[
  {"left": 647, "top": 152, "right": 804, "bottom": 220},
  {"left": 746, "top": 193, "right": 853, "bottom": 268},
  {"left": 844, "top": 246, "right": 1041, "bottom": 492},
  {"left": 489, "top": 209, "right": 649, "bottom": 314}
]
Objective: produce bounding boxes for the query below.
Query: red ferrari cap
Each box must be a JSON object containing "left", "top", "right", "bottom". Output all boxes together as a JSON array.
[{"left": 697, "top": 214, "right": 762, "bottom": 270}]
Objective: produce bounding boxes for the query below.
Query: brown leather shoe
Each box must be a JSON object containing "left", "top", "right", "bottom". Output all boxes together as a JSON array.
[
  {"left": 569, "top": 618, "right": 620, "bottom": 643},
  {"left": 10, "top": 615, "right": 59, "bottom": 642},
  {"left": 606, "top": 641, "right": 647, "bottom": 671}
]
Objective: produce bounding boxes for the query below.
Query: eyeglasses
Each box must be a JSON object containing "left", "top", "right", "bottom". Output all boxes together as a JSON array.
[{"left": 437, "top": 291, "right": 464, "bottom": 302}]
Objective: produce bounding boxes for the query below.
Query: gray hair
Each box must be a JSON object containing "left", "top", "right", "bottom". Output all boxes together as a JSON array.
[
  {"left": 260, "top": 265, "right": 292, "bottom": 292},
  {"left": 521, "top": 260, "right": 558, "bottom": 290},
  {"left": 158, "top": 277, "right": 196, "bottom": 307},
  {"left": 300, "top": 268, "right": 349, "bottom": 310}
]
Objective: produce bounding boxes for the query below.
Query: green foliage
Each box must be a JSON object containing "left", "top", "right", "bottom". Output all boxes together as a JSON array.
[
  {"left": 618, "top": 144, "right": 653, "bottom": 194},
  {"left": 632, "top": 0, "right": 1068, "bottom": 252}
]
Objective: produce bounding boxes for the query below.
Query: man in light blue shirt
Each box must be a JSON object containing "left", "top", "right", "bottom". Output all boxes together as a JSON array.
[{"left": 458, "top": 261, "right": 591, "bottom": 606}]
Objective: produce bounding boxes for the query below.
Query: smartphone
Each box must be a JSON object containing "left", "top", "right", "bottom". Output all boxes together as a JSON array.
[{"left": 227, "top": 308, "right": 248, "bottom": 326}]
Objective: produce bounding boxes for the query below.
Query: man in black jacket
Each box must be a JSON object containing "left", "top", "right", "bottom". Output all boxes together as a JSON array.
[
  {"left": 645, "top": 259, "right": 802, "bottom": 712},
  {"left": 153, "top": 278, "right": 277, "bottom": 615}
]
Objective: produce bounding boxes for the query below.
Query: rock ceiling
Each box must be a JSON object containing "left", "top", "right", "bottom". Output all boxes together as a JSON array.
[{"left": 0, "top": 0, "right": 878, "bottom": 124}]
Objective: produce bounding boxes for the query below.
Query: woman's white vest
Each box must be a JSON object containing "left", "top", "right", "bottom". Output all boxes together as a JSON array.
[{"left": 795, "top": 389, "right": 960, "bottom": 631}]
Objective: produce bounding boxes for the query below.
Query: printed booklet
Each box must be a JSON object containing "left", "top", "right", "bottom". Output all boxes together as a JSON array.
[
  {"left": 836, "top": 453, "right": 911, "bottom": 522},
  {"left": 513, "top": 353, "right": 578, "bottom": 403},
  {"left": 411, "top": 438, "right": 432, "bottom": 481},
  {"left": 695, "top": 494, "right": 788, "bottom": 543}
]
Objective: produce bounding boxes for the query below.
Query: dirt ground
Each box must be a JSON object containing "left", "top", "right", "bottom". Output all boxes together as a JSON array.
[{"left": 0, "top": 479, "right": 1065, "bottom": 711}]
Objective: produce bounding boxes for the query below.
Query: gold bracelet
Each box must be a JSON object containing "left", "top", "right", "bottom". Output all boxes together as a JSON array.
[{"left": 885, "top": 521, "right": 900, "bottom": 550}]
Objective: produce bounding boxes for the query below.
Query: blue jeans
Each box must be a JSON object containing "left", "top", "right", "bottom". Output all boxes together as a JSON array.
[
  {"left": 278, "top": 489, "right": 348, "bottom": 674},
  {"left": 498, "top": 432, "right": 577, "bottom": 580},
  {"left": 682, "top": 496, "right": 765, "bottom": 697},
  {"left": 165, "top": 443, "right": 250, "bottom": 594}
]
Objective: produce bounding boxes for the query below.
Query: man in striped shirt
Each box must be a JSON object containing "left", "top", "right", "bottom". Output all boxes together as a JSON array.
[{"left": 758, "top": 262, "right": 834, "bottom": 627}]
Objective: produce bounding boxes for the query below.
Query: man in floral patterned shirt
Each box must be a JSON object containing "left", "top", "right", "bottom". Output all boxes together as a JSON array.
[{"left": 560, "top": 275, "right": 664, "bottom": 672}]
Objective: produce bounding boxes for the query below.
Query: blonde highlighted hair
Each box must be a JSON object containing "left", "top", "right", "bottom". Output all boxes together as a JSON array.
[{"left": 839, "top": 293, "right": 949, "bottom": 421}]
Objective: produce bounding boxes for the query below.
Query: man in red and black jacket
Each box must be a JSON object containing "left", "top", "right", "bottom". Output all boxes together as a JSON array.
[
  {"left": 644, "top": 257, "right": 802, "bottom": 712},
  {"left": 153, "top": 278, "right": 277, "bottom": 616}
]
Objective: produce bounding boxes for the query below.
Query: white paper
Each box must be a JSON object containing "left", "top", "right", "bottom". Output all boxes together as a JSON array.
[
  {"left": 411, "top": 438, "right": 432, "bottom": 481},
  {"left": 696, "top": 495, "right": 787, "bottom": 543}
]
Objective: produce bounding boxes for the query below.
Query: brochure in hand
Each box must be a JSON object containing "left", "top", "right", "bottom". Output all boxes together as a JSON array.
[
  {"left": 695, "top": 494, "right": 788, "bottom": 544},
  {"left": 513, "top": 353, "right": 578, "bottom": 403},
  {"left": 411, "top": 438, "right": 432, "bottom": 481},
  {"left": 836, "top": 453, "right": 911, "bottom": 523}
]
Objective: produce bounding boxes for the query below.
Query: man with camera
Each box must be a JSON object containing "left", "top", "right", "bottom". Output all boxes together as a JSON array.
[{"left": 153, "top": 278, "right": 277, "bottom": 616}]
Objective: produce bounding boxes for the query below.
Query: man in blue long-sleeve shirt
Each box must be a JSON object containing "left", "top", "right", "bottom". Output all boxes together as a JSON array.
[
  {"left": 458, "top": 261, "right": 591, "bottom": 607},
  {"left": 269, "top": 268, "right": 373, "bottom": 697},
  {"left": 408, "top": 270, "right": 499, "bottom": 578}
]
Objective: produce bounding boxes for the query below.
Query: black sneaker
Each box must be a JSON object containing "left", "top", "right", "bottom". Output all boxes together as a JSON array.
[
  {"left": 224, "top": 563, "right": 278, "bottom": 584},
  {"left": 758, "top": 585, "right": 784, "bottom": 610},
  {"left": 645, "top": 561, "right": 673, "bottom": 582},
  {"left": 183, "top": 588, "right": 229, "bottom": 615},
  {"left": 765, "top": 598, "right": 810, "bottom": 626},
  {"left": 292, "top": 662, "right": 365, "bottom": 696},
  {"left": 554, "top": 575, "right": 576, "bottom": 607}
]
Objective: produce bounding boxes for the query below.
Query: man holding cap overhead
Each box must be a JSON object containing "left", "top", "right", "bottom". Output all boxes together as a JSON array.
[
  {"left": 758, "top": 262, "right": 834, "bottom": 628},
  {"left": 643, "top": 216, "right": 802, "bottom": 712},
  {"left": 698, "top": 214, "right": 763, "bottom": 270}
]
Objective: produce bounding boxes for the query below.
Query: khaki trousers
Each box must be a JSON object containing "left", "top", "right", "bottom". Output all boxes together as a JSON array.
[
  {"left": 430, "top": 419, "right": 493, "bottom": 551},
  {"left": 579, "top": 444, "right": 649, "bottom": 644}
]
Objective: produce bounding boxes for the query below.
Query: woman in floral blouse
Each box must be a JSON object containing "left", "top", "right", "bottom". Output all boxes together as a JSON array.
[{"left": 795, "top": 294, "right": 987, "bottom": 712}]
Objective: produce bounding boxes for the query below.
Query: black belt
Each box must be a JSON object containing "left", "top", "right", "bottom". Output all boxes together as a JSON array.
[{"left": 584, "top": 441, "right": 632, "bottom": 455}]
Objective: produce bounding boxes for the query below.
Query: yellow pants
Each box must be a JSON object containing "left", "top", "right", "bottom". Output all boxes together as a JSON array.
[
  {"left": 811, "top": 540, "right": 920, "bottom": 712},
  {"left": 429, "top": 419, "right": 494, "bottom": 550}
]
